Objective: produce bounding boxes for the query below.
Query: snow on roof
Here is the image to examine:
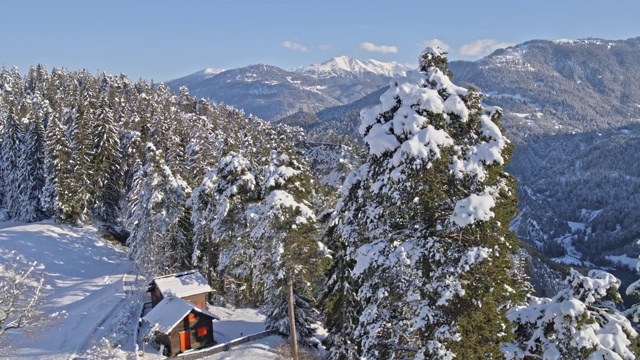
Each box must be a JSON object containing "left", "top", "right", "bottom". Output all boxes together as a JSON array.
[
  {"left": 152, "top": 270, "right": 213, "bottom": 298},
  {"left": 143, "top": 296, "right": 220, "bottom": 334}
]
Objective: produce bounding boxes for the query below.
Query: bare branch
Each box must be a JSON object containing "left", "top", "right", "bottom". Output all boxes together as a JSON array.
[{"left": 0, "top": 253, "right": 45, "bottom": 340}]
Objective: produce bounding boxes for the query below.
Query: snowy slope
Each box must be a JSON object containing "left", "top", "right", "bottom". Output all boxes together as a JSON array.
[
  {"left": 292, "top": 55, "right": 410, "bottom": 79},
  {"left": 0, "top": 220, "right": 133, "bottom": 359}
]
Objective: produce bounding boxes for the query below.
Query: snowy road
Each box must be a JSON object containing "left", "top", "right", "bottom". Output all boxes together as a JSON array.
[{"left": 0, "top": 221, "right": 134, "bottom": 359}]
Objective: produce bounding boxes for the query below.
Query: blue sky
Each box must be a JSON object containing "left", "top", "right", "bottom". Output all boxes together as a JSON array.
[{"left": 1, "top": 0, "right": 639, "bottom": 82}]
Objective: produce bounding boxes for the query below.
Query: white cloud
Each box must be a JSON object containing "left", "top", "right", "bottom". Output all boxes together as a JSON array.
[
  {"left": 420, "top": 39, "right": 450, "bottom": 53},
  {"left": 282, "top": 41, "right": 309, "bottom": 52},
  {"left": 360, "top": 42, "right": 398, "bottom": 54},
  {"left": 459, "top": 39, "right": 514, "bottom": 56}
]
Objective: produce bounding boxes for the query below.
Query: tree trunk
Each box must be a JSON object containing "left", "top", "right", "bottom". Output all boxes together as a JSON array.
[{"left": 287, "top": 270, "right": 299, "bottom": 360}]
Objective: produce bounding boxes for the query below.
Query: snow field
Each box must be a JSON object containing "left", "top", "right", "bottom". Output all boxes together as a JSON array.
[{"left": 0, "top": 220, "right": 133, "bottom": 359}]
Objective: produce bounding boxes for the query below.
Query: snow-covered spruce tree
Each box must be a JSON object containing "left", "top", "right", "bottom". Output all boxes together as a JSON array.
[
  {"left": 41, "top": 108, "right": 71, "bottom": 220},
  {"left": 56, "top": 87, "right": 95, "bottom": 224},
  {"left": 189, "top": 151, "right": 260, "bottom": 305},
  {"left": 327, "top": 48, "right": 524, "bottom": 359},
  {"left": 505, "top": 269, "right": 638, "bottom": 359},
  {"left": 0, "top": 97, "right": 23, "bottom": 219},
  {"left": 126, "top": 143, "right": 191, "bottom": 275},
  {"left": 16, "top": 97, "right": 47, "bottom": 222},
  {"left": 625, "top": 259, "right": 640, "bottom": 325},
  {"left": 322, "top": 217, "right": 361, "bottom": 360},
  {"left": 92, "top": 95, "right": 123, "bottom": 223},
  {"left": 252, "top": 143, "right": 325, "bottom": 350}
]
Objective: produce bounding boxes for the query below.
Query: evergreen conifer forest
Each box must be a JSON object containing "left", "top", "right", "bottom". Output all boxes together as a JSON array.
[{"left": 1, "top": 47, "right": 640, "bottom": 359}]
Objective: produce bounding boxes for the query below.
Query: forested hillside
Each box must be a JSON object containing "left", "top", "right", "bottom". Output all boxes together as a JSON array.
[
  {"left": 448, "top": 38, "right": 640, "bottom": 275},
  {"left": 0, "top": 65, "right": 362, "bottom": 343}
]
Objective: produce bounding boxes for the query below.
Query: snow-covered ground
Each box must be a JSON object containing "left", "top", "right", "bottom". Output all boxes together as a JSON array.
[
  {"left": 138, "top": 305, "right": 285, "bottom": 359},
  {"left": 1, "top": 220, "right": 326, "bottom": 360},
  {"left": 195, "top": 307, "right": 282, "bottom": 360},
  {"left": 0, "top": 220, "right": 295, "bottom": 360},
  {"left": 0, "top": 220, "right": 134, "bottom": 359}
]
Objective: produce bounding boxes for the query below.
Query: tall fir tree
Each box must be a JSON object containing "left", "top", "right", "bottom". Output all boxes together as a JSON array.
[
  {"left": 92, "top": 95, "right": 123, "bottom": 223},
  {"left": 189, "top": 151, "right": 261, "bottom": 305},
  {"left": 42, "top": 107, "right": 69, "bottom": 219},
  {"left": 253, "top": 143, "right": 325, "bottom": 349},
  {"left": 126, "top": 143, "right": 191, "bottom": 275},
  {"left": 0, "top": 98, "right": 23, "bottom": 219},
  {"left": 326, "top": 48, "right": 525, "bottom": 359},
  {"left": 16, "top": 97, "right": 47, "bottom": 222}
]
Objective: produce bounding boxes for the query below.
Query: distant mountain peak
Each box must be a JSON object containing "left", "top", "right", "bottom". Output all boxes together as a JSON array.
[
  {"left": 292, "top": 56, "right": 411, "bottom": 79},
  {"left": 204, "top": 68, "right": 225, "bottom": 76}
]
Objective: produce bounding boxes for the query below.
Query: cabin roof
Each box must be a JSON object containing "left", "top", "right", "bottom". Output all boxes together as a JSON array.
[
  {"left": 151, "top": 270, "right": 213, "bottom": 299},
  {"left": 142, "top": 296, "right": 220, "bottom": 334}
]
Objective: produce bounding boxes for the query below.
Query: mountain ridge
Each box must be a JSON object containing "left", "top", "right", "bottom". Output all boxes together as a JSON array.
[
  {"left": 165, "top": 56, "right": 408, "bottom": 121},
  {"left": 291, "top": 55, "right": 410, "bottom": 79}
]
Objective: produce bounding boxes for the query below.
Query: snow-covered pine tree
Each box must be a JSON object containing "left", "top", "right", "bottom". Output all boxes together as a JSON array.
[
  {"left": 16, "top": 97, "right": 47, "bottom": 222},
  {"left": 42, "top": 107, "right": 67, "bottom": 219},
  {"left": 505, "top": 269, "right": 638, "bottom": 359},
  {"left": 183, "top": 115, "right": 222, "bottom": 189},
  {"left": 625, "top": 257, "right": 640, "bottom": 326},
  {"left": 0, "top": 96, "right": 23, "bottom": 219},
  {"left": 189, "top": 151, "right": 260, "bottom": 305},
  {"left": 251, "top": 129, "right": 325, "bottom": 348},
  {"left": 256, "top": 148, "right": 320, "bottom": 348},
  {"left": 322, "top": 219, "right": 361, "bottom": 360},
  {"left": 327, "top": 48, "right": 524, "bottom": 359},
  {"left": 57, "top": 100, "right": 92, "bottom": 224},
  {"left": 0, "top": 101, "right": 4, "bottom": 209},
  {"left": 92, "top": 95, "right": 123, "bottom": 223},
  {"left": 126, "top": 143, "right": 191, "bottom": 275}
]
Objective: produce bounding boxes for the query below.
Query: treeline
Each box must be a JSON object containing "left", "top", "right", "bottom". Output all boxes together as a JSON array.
[{"left": 0, "top": 64, "right": 352, "bottom": 343}]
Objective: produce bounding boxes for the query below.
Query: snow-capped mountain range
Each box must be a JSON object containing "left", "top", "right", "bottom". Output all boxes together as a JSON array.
[
  {"left": 291, "top": 55, "right": 410, "bottom": 79},
  {"left": 165, "top": 56, "right": 410, "bottom": 121}
]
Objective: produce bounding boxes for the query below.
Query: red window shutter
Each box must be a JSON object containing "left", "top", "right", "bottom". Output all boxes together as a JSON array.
[
  {"left": 197, "top": 327, "right": 207, "bottom": 337},
  {"left": 197, "top": 302, "right": 203, "bottom": 308},
  {"left": 188, "top": 314, "right": 195, "bottom": 322}
]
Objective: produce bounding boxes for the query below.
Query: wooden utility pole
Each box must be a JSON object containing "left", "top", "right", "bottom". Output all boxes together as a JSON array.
[{"left": 287, "top": 270, "right": 299, "bottom": 360}]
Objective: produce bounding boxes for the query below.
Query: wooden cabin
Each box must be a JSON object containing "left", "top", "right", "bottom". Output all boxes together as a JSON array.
[
  {"left": 148, "top": 270, "right": 212, "bottom": 308},
  {"left": 143, "top": 295, "right": 221, "bottom": 356}
]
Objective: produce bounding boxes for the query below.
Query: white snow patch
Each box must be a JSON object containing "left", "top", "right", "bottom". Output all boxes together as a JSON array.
[
  {"left": 567, "top": 221, "right": 587, "bottom": 232},
  {"left": 450, "top": 194, "right": 496, "bottom": 227},
  {"left": 204, "top": 68, "right": 226, "bottom": 76},
  {"left": 606, "top": 255, "right": 638, "bottom": 271},
  {"left": 579, "top": 208, "right": 603, "bottom": 222}
]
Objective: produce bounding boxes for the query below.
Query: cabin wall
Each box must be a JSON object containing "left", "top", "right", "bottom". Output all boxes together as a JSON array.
[
  {"left": 166, "top": 311, "right": 215, "bottom": 356},
  {"left": 181, "top": 293, "right": 207, "bottom": 308},
  {"left": 168, "top": 331, "right": 182, "bottom": 356},
  {"left": 154, "top": 333, "right": 172, "bottom": 356}
]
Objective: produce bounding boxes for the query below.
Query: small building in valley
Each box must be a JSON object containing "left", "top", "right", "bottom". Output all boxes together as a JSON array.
[
  {"left": 148, "top": 270, "right": 212, "bottom": 308},
  {"left": 143, "top": 295, "right": 221, "bottom": 356}
]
